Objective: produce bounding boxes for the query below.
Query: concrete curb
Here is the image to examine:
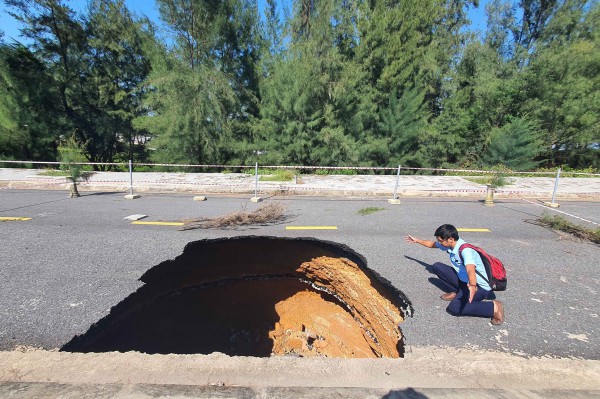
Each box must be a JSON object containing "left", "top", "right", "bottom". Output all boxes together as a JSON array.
[
  {"left": 1, "top": 347, "right": 599, "bottom": 390},
  {"left": 0, "top": 382, "right": 598, "bottom": 399}
]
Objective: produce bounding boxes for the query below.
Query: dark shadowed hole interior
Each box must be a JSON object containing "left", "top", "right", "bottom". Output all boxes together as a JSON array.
[{"left": 61, "top": 236, "right": 411, "bottom": 358}]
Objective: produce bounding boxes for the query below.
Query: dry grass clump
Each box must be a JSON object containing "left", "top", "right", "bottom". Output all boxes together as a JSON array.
[
  {"left": 180, "top": 203, "right": 286, "bottom": 230},
  {"left": 536, "top": 213, "right": 600, "bottom": 244}
]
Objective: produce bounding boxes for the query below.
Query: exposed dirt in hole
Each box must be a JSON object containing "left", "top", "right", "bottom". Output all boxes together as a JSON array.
[
  {"left": 271, "top": 255, "right": 405, "bottom": 358},
  {"left": 62, "top": 237, "right": 411, "bottom": 358},
  {"left": 270, "top": 289, "right": 375, "bottom": 357}
]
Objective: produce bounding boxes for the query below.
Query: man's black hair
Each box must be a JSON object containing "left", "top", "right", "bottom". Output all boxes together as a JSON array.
[{"left": 435, "top": 224, "right": 459, "bottom": 240}]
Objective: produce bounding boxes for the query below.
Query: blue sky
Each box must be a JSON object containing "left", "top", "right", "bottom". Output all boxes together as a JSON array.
[
  {"left": 1, "top": 0, "right": 489, "bottom": 44},
  {"left": 1, "top": 0, "right": 163, "bottom": 42}
]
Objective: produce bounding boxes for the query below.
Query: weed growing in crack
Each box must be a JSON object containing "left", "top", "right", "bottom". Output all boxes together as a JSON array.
[
  {"left": 537, "top": 213, "right": 600, "bottom": 244},
  {"left": 357, "top": 207, "right": 386, "bottom": 216}
]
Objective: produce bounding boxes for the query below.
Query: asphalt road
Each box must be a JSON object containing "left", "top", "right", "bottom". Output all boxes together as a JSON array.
[{"left": 1, "top": 189, "right": 599, "bottom": 360}]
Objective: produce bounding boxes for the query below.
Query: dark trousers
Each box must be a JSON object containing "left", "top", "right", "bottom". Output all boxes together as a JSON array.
[{"left": 431, "top": 262, "right": 494, "bottom": 318}]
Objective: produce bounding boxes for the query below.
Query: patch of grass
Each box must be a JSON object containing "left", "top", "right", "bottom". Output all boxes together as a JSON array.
[
  {"left": 447, "top": 166, "right": 598, "bottom": 178},
  {"left": 357, "top": 207, "right": 386, "bottom": 216},
  {"left": 247, "top": 169, "right": 297, "bottom": 181},
  {"left": 38, "top": 169, "right": 69, "bottom": 176},
  {"left": 463, "top": 176, "right": 492, "bottom": 185},
  {"left": 463, "top": 175, "right": 511, "bottom": 187},
  {"left": 530, "top": 166, "right": 599, "bottom": 177},
  {"left": 315, "top": 168, "right": 357, "bottom": 175},
  {"left": 260, "top": 169, "right": 297, "bottom": 181},
  {"left": 537, "top": 213, "right": 600, "bottom": 244},
  {"left": 180, "top": 203, "right": 286, "bottom": 230}
]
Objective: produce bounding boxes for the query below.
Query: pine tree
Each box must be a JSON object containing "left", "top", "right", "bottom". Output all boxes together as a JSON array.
[
  {"left": 523, "top": 0, "right": 600, "bottom": 168},
  {"left": 140, "top": 0, "right": 259, "bottom": 165},
  {"left": 85, "top": 0, "right": 153, "bottom": 166},
  {"left": 0, "top": 43, "right": 59, "bottom": 161},
  {"left": 482, "top": 117, "right": 543, "bottom": 170}
]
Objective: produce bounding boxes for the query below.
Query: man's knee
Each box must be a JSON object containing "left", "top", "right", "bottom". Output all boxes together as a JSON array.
[
  {"left": 446, "top": 300, "right": 462, "bottom": 316},
  {"left": 430, "top": 262, "right": 450, "bottom": 276},
  {"left": 430, "top": 262, "right": 447, "bottom": 272}
]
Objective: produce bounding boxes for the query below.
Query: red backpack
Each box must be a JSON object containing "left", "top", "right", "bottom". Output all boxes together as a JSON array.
[{"left": 459, "top": 243, "right": 507, "bottom": 291}]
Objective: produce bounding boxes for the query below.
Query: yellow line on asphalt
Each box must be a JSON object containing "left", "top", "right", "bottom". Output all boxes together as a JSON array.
[
  {"left": 131, "top": 221, "right": 184, "bottom": 226},
  {"left": 286, "top": 226, "right": 338, "bottom": 230},
  {"left": 457, "top": 228, "right": 490, "bottom": 232},
  {"left": 0, "top": 217, "right": 32, "bottom": 221}
]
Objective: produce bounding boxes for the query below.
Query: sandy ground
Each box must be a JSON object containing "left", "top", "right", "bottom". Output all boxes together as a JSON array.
[{"left": 1, "top": 346, "right": 599, "bottom": 390}]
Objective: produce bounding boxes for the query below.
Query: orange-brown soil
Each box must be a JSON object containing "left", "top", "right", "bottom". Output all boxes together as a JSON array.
[
  {"left": 270, "top": 290, "right": 374, "bottom": 357},
  {"left": 268, "top": 256, "right": 403, "bottom": 358},
  {"left": 300, "top": 256, "right": 404, "bottom": 357}
]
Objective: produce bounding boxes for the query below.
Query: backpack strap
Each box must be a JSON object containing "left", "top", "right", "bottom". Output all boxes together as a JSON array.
[{"left": 458, "top": 243, "right": 490, "bottom": 285}]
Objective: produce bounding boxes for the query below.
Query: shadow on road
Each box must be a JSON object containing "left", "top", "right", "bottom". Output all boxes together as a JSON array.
[{"left": 382, "top": 388, "right": 429, "bottom": 398}]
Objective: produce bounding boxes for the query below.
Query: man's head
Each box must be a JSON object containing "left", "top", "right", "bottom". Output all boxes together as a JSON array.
[{"left": 435, "top": 224, "right": 459, "bottom": 248}]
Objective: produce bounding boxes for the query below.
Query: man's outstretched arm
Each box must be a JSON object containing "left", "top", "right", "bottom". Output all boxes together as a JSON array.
[{"left": 405, "top": 235, "right": 437, "bottom": 248}]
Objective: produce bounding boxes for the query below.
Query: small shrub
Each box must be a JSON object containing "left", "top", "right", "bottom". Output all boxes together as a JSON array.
[
  {"left": 463, "top": 165, "right": 512, "bottom": 187},
  {"left": 133, "top": 165, "right": 156, "bottom": 172},
  {"left": 109, "top": 164, "right": 128, "bottom": 172},
  {"left": 58, "top": 134, "right": 89, "bottom": 182}
]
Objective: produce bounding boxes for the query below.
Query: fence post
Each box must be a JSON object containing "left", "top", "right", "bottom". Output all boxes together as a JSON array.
[
  {"left": 544, "top": 167, "right": 561, "bottom": 208},
  {"left": 388, "top": 165, "right": 402, "bottom": 204},
  {"left": 251, "top": 161, "right": 262, "bottom": 202},
  {"left": 484, "top": 184, "right": 495, "bottom": 206},
  {"left": 124, "top": 159, "right": 140, "bottom": 199}
]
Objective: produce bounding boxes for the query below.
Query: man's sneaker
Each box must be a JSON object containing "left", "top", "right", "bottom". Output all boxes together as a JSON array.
[{"left": 440, "top": 292, "right": 457, "bottom": 301}]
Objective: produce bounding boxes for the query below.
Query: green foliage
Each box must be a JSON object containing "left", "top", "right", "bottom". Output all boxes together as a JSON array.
[
  {"left": 1, "top": 0, "right": 597, "bottom": 173},
  {"left": 3, "top": 0, "right": 154, "bottom": 168},
  {"left": 0, "top": 48, "right": 20, "bottom": 158},
  {"left": 315, "top": 168, "right": 357, "bottom": 175},
  {"left": 37, "top": 169, "right": 68, "bottom": 177},
  {"left": 377, "top": 86, "right": 429, "bottom": 167},
  {"left": 463, "top": 165, "right": 513, "bottom": 187},
  {"left": 144, "top": 0, "right": 260, "bottom": 166},
  {"left": 58, "top": 134, "right": 88, "bottom": 181},
  {"left": 85, "top": 0, "right": 154, "bottom": 166},
  {"left": 253, "top": 52, "right": 327, "bottom": 165},
  {"left": 136, "top": 61, "right": 237, "bottom": 165},
  {"left": 522, "top": 1, "right": 600, "bottom": 169},
  {"left": 250, "top": 168, "right": 297, "bottom": 181},
  {"left": 482, "top": 117, "right": 543, "bottom": 171},
  {"left": 0, "top": 43, "right": 59, "bottom": 161}
]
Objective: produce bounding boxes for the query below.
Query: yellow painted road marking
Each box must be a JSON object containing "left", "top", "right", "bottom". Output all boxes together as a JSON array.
[
  {"left": 457, "top": 228, "right": 490, "bottom": 232},
  {"left": 131, "top": 221, "right": 184, "bottom": 226},
  {"left": 286, "top": 226, "right": 338, "bottom": 230},
  {"left": 0, "top": 217, "right": 32, "bottom": 221}
]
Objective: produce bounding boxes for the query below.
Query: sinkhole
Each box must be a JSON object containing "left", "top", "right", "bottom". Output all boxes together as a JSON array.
[{"left": 62, "top": 236, "right": 413, "bottom": 358}]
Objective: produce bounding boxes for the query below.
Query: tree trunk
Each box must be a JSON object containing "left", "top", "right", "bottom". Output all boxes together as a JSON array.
[{"left": 69, "top": 181, "right": 80, "bottom": 198}]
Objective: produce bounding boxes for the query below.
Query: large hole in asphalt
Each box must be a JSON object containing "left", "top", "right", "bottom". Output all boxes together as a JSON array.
[{"left": 61, "top": 236, "right": 412, "bottom": 358}]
